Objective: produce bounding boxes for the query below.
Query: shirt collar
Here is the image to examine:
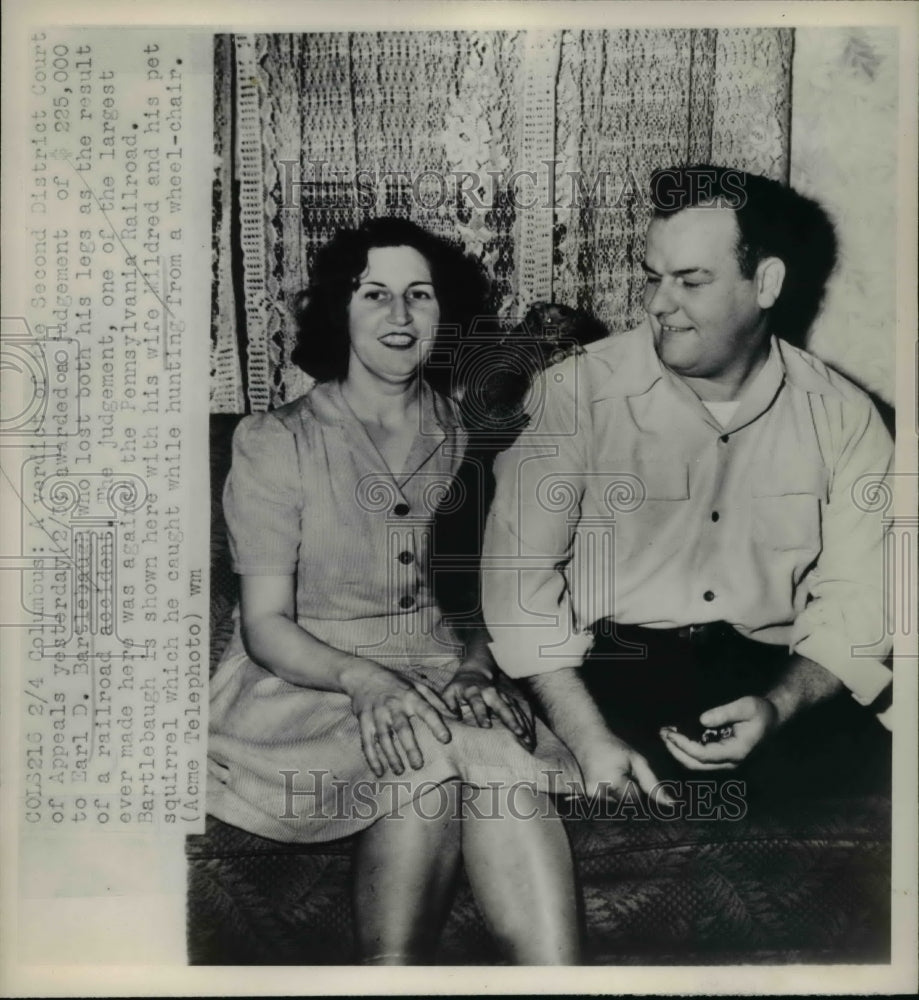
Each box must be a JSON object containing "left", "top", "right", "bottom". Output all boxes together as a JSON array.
[
  {"left": 606, "top": 320, "right": 665, "bottom": 400},
  {"left": 775, "top": 337, "right": 838, "bottom": 396},
  {"left": 716, "top": 335, "right": 838, "bottom": 430},
  {"left": 616, "top": 321, "right": 787, "bottom": 398},
  {"left": 720, "top": 337, "right": 786, "bottom": 432},
  {"left": 591, "top": 321, "right": 836, "bottom": 441},
  {"left": 614, "top": 324, "right": 788, "bottom": 434}
]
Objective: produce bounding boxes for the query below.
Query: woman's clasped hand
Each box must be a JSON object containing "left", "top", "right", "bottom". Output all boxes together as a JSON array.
[
  {"left": 344, "top": 658, "right": 538, "bottom": 777},
  {"left": 343, "top": 659, "right": 455, "bottom": 776}
]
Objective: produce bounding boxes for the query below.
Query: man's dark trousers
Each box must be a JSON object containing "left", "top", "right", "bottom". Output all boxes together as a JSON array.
[{"left": 579, "top": 621, "right": 891, "bottom": 804}]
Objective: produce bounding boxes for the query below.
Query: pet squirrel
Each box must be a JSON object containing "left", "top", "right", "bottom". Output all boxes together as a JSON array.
[{"left": 432, "top": 302, "right": 609, "bottom": 623}]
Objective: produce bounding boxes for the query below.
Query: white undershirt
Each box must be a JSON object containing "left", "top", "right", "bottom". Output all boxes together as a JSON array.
[{"left": 701, "top": 400, "right": 741, "bottom": 427}]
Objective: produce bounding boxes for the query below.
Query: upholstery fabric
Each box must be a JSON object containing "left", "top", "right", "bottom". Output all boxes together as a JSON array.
[{"left": 187, "top": 795, "right": 890, "bottom": 965}]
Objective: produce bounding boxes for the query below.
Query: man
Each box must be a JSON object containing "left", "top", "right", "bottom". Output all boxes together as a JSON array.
[{"left": 482, "top": 165, "right": 893, "bottom": 802}]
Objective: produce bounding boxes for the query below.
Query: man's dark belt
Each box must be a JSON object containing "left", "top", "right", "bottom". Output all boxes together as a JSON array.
[
  {"left": 674, "top": 621, "right": 741, "bottom": 645},
  {"left": 589, "top": 618, "right": 744, "bottom": 649}
]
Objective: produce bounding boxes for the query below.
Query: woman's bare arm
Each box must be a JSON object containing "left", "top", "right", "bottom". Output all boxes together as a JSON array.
[
  {"left": 239, "top": 574, "right": 374, "bottom": 693},
  {"left": 239, "top": 574, "right": 453, "bottom": 775}
]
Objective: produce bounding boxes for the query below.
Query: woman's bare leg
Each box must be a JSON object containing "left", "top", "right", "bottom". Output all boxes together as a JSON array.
[
  {"left": 462, "top": 785, "right": 580, "bottom": 964},
  {"left": 352, "top": 780, "right": 461, "bottom": 964}
]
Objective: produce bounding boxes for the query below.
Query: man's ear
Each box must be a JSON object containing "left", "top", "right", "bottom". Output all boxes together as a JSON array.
[{"left": 755, "top": 256, "right": 785, "bottom": 309}]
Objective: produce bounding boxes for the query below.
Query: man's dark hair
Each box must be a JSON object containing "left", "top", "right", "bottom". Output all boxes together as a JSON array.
[
  {"left": 649, "top": 165, "right": 839, "bottom": 347},
  {"left": 291, "top": 216, "right": 489, "bottom": 386}
]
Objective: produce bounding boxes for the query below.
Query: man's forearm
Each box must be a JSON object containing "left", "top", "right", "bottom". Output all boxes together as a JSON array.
[
  {"left": 765, "top": 654, "right": 845, "bottom": 726},
  {"left": 529, "top": 666, "right": 668, "bottom": 798},
  {"left": 457, "top": 627, "right": 496, "bottom": 680},
  {"left": 529, "top": 667, "right": 613, "bottom": 757}
]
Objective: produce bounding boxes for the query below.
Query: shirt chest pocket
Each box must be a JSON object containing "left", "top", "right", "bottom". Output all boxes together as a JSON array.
[
  {"left": 750, "top": 469, "right": 828, "bottom": 553},
  {"left": 601, "top": 457, "right": 690, "bottom": 542},
  {"left": 636, "top": 458, "right": 690, "bottom": 502}
]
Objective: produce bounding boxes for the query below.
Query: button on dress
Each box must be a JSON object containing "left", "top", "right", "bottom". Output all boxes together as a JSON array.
[{"left": 207, "top": 380, "right": 581, "bottom": 842}]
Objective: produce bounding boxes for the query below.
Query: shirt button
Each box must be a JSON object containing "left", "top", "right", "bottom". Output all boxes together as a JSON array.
[
  {"left": 703, "top": 590, "right": 715, "bottom": 602},
  {"left": 397, "top": 550, "right": 414, "bottom": 564},
  {"left": 711, "top": 511, "right": 720, "bottom": 522},
  {"left": 393, "top": 503, "right": 410, "bottom": 517},
  {"left": 399, "top": 595, "right": 415, "bottom": 609},
  {"left": 719, "top": 434, "right": 729, "bottom": 444}
]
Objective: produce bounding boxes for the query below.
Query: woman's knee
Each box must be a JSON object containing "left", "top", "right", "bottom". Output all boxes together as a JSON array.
[
  {"left": 459, "top": 780, "right": 559, "bottom": 822},
  {"left": 366, "top": 776, "right": 462, "bottom": 828}
]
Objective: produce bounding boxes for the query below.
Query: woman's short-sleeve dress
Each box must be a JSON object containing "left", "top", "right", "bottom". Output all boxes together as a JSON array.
[{"left": 207, "top": 380, "right": 581, "bottom": 843}]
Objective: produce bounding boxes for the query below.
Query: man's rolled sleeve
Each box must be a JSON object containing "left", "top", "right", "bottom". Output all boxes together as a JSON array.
[
  {"left": 790, "top": 398, "right": 894, "bottom": 711},
  {"left": 482, "top": 354, "right": 595, "bottom": 679}
]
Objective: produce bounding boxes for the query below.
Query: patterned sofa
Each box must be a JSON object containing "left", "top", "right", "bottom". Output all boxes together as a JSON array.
[{"left": 186, "top": 413, "right": 891, "bottom": 966}]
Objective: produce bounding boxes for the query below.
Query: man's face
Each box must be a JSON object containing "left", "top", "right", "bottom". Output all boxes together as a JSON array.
[{"left": 642, "top": 207, "right": 772, "bottom": 388}]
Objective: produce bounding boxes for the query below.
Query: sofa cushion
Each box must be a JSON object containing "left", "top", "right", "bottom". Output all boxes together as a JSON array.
[{"left": 187, "top": 791, "right": 889, "bottom": 965}]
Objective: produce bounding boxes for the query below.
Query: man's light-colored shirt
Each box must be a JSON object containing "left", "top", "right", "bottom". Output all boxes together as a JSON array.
[{"left": 482, "top": 322, "right": 893, "bottom": 710}]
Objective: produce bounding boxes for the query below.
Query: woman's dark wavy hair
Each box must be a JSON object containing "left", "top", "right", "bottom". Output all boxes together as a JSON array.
[
  {"left": 291, "top": 217, "right": 491, "bottom": 389},
  {"left": 649, "top": 165, "right": 839, "bottom": 348}
]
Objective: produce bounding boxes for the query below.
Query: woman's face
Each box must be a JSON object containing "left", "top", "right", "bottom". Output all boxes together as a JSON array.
[{"left": 346, "top": 245, "right": 440, "bottom": 385}]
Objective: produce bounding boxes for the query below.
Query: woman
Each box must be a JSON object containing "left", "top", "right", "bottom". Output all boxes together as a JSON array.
[{"left": 207, "top": 218, "right": 581, "bottom": 965}]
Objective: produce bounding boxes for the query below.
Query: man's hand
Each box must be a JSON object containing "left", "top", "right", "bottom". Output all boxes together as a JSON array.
[
  {"left": 660, "top": 695, "right": 779, "bottom": 770},
  {"left": 527, "top": 666, "right": 674, "bottom": 805},
  {"left": 442, "top": 669, "right": 535, "bottom": 748},
  {"left": 576, "top": 737, "right": 674, "bottom": 805}
]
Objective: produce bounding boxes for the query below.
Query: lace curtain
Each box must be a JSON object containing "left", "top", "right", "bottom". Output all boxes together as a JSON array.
[{"left": 211, "top": 29, "right": 793, "bottom": 413}]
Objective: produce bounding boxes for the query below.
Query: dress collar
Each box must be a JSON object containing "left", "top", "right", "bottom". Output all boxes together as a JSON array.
[{"left": 313, "top": 378, "right": 461, "bottom": 482}]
